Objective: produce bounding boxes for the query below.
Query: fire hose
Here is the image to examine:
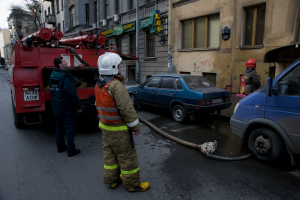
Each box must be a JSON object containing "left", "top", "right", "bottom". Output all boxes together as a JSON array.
[{"left": 137, "top": 115, "right": 251, "bottom": 161}]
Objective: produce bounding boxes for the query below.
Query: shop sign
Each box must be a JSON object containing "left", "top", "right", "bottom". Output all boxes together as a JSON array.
[
  {"left": 126, "top": 60, "right": 136, "bottom": 65},
  {"left": 140, "top": 18, "right": 151, "bottom": 29},
  {"left": 101, "top": 22, "right": 136, "bottom": 38},
  {"left": 113, "top": 26, "right": 124, "bottom": 35}
]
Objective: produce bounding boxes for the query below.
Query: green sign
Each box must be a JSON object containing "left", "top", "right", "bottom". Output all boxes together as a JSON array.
[
  {"left": 113, "top": 25, "right": 124, "bottom": 35},
  {"left": 140, "top": 18, "right": 151, "bottom": 29},
  {"left": 101, "top": 22, "right": 136, "bottom": 38}
]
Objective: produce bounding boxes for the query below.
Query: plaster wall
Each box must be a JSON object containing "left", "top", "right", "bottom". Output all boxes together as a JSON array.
[{"left": 172, "top": 0, "right": 299, "bottom": 93}]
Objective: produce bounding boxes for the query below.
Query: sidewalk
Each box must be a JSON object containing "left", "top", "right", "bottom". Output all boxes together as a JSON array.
[{"left": 221, "top": 94, "right": 244, "bottom": 118}]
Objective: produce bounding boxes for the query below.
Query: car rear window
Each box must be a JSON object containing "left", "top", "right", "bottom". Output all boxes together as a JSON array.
[{"left": 183, "top": 76, "right": 213, "bottom": 89}]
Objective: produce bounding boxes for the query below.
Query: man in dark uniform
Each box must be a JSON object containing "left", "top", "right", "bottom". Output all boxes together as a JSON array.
[
  {"left": 49, "top": 57, "right": 82, "bottom": 157},
  {"left": 244, "top": 59, "right": 261, "bottom": 95}
]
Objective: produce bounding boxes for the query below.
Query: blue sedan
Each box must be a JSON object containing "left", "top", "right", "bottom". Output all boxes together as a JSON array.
[{"left": 127, "top": 74, "right": 232, "bottom": 122}]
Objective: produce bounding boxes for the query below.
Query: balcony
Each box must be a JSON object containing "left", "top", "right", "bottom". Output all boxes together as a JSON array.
[
  {"left": 8, "top": 25, "right": 12, "bottom": 29},
  {"left": 46, "top": 14, "right": 56, "bottom": 24}
]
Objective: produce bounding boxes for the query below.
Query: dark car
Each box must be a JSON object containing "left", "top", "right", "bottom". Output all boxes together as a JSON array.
[{"left": 127, "top": 74, "right": 232, "bottom": 122}]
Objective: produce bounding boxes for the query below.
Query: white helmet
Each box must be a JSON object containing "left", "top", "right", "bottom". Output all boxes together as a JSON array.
[{"left": 97, "top": 53, "right": 122, "bottom": 75}]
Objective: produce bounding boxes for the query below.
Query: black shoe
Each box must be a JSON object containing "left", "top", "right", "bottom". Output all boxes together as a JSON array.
[
  {"left": 68, "top": 149, "right": 81, "bottom": 157},
  {"left": 57, "top": 147, "right": 67, "bottom": 153}
]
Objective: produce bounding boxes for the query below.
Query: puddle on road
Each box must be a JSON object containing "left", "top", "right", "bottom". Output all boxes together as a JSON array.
[{"left": 147, "top": 113, "right": 250, "bottom": 158}]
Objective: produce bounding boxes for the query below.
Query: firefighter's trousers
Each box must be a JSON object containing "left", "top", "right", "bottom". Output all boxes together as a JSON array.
[{"left": 100, "top": 125, "right": 140, "bottom": 189}]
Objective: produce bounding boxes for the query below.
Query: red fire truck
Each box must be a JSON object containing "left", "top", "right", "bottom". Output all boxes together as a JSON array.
[{"left": 8, "top": 28, "right": 137, "bottom": 128}]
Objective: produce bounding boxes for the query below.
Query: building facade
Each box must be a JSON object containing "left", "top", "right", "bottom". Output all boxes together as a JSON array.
[
  {"left": 171, "top": 0, "right": 300, "bottom": 94},
  {"left": 98, "top": 0, "right": 169, "bottom": 84},
  {"left": 0, "top": 30, "right": 10, "bottom": 58},
  {"left": 41, "top": 0, "right": 65, "bottom": 32}
]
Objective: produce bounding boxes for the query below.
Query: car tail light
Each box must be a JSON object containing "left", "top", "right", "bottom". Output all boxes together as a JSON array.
[
  {"left": 200, "top": 99, "right": 212, "bottom": 106},
  {"left": 224, "top": 96, "right": 230, "bottom": 102}
]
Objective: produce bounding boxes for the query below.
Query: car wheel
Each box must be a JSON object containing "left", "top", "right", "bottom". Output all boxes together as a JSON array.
[
  {"left": 172, "top": 105, "right": 187, "bottom": 123},
  {"left": 248, "top": 128, "right": 284, "bottom": 163},
  {"left": 130, "top": 94, "right": 137, "bottom": 109},
  {"left": 12, "top": 98, "right": 24, "bottom": 129}
]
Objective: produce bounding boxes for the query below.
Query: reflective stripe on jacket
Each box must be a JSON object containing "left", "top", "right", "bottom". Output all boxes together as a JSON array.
[{"left": 95, "top": 79, "right": 124, "bottom": 124}]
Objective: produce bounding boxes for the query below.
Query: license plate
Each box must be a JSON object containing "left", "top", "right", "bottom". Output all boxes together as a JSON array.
[
  {"left": 212, "top": 98, "right": 223, "bottom": 104},
  {"left": 24, "top": 90, "right": 39, "bottom": 101}
]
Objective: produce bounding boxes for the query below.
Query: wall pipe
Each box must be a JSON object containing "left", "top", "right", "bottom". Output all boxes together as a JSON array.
[
  {"left": 168, "top": 0, "right": 172, "bottom": 74},
  {"left": 136, "top": 0, "right": 140, "bottom": 83}
]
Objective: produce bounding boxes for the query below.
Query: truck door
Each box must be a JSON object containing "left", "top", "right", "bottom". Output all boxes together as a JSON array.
[{"left": 265, "top": 63, "right": 300, "bottom": 149}]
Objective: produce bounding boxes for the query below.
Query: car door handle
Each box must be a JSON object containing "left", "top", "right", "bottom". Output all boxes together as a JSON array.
[
  {"left": 169, "top": 92, "right": 175, "bottom": 95},
  {"left": 152, "top": 90, "right": 156, "bottom": 93}
]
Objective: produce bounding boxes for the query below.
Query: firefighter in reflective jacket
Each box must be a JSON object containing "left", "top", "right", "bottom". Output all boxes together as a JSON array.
[
  {"left": 95, "top": 53, "right": 150, "bottom": 192},
  {"left": 244, "top": 59, "right": 261, "bottom": 95}
]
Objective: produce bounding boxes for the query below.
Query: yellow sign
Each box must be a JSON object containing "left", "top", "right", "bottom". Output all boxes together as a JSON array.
[
  {"left": 124, "top": 23, "right": 134, "bottom": 30},
  {"left": 101, "top": 29, "right": 113, "bottom": 35}
]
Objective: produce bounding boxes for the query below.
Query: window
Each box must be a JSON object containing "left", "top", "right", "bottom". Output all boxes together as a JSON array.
[
  {"left": 130, "top": 34, "right": 136, "bottom": 56},
  {"left": 203, "top": 73, "right": 217, "bottom": 86},
  {"left": 44, "top": 10, "right": 47, "bottom": 22},
  {"left": 94, "top": 2, "right": 97, "bottom": 24},
  {"left": 277, "top": 65, "right": 300, "bottom": 96},
  {"left": 117, "top": 0, "right": 122, "bottom": 14},
  {"left": 146, "top": 31, "right": 155, "bottom": 57},
  {"left": 129, "top": 0, "right": 136, "bottom": 9},
  {"left": 85, "top": 4, "right": 89, "bottom": 25},
  {"left": 70, "top": 6, "right": 75, "bottom": 28},
  {"left": 58, "top": 23, "right": 61, "bottom": 31},
  {"left": 176, "top": 78, "right": 183, "bottom": 90},
  {"left": 159, "top": 78, "right": 175, "bottom": 90},
  {"left": 61, "top": 0, "right": 63, "bottom": 11},
  {"left": 105, "top": 0, "right": 109, "bottom": 19},
  {"left": 182, "top": 14, "right": 220, "bottom": 49},
  {"left": 48, "top": 7, "right": 50, "bottom": 16},
  {"left": 51, "top": 2, "right": 55, "bottom": 14},
  {"left": 244, "top": 4, "right": 266, "bottom": 46},
  {"left": 145, "top": 78, "right": 161, "bottom": 88},
  {"left": 56, "top": 0, "right": 59, "bottom": 13},
  {"left": 116, "top": 37, "right": 122, "bottom": 53},
  {"left": 127, "top": 66, "right": 136, "bottom": 80}
]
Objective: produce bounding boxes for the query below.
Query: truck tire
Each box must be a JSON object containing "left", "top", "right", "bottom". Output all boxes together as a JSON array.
[
  {"left": 248, "top": 128, "right": 284, "bottom": 163},
  {"left": 12, "top": 98, "right": 24, "bottom": 129},
  {"left": 130, "top": 94, "right": 137, "bottom": 109},
  {"left": 172, "top": 105, "right": 187, "bottom": 123}
]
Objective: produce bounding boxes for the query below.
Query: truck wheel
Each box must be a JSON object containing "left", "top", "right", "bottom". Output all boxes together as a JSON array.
[
  {"left": 12, "top": 98, "right": 24, "bottom": 129},
  {"left": 248, "top": 128, "right": 284, "bottom": 163},
  {"left": 172, "top": 105, "right": 187, "bottom": 123},
  {"left": 130, "top": 94, "right": 137, "bottom": 109}
]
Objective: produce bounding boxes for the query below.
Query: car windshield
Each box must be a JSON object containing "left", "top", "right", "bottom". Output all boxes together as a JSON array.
[{"left": 183, "top": 76, "right": 214, "bottom": 89}]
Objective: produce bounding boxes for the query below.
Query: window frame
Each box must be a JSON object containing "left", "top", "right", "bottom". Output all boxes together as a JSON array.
[
  {"left": 56, "top": 0, "right": 60, "bottom": 14},
  {"left": 85, "top": 4, "right": 89, "bottom": 25},
  {"left": 69, "top": 6, "right": 75, "bottom": 28},
  {"left": 180, "top": 13, "right": 220, "bottom": 51},
  {"left": 242, "top": 4, "right": 266, "bottom": 48},
  {"left": 146, "top": 31, "right": 156, "bottom": 57},
  {"left": 294, "top": 4, "right": 300, "bottom": 43}
]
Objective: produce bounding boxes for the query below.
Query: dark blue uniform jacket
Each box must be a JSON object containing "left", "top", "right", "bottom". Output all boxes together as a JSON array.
[{"left": 49, "top": 69, "right": 81, "bottom": 118}]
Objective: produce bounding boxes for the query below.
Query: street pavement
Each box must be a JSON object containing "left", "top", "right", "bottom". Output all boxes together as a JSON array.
[{"left": 0, "top": 69, "right": 300, "bottom": 200}]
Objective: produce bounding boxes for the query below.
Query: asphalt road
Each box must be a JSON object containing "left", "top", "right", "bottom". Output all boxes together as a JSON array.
[{"left": 0, "top": 69, "right": 300, "bottom": 200}]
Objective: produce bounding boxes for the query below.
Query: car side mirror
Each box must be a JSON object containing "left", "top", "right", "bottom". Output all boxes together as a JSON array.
[
  {"left": 272, "top": 88, "right": 279, "bottom": 95},
  {"left": 138, "top": 84, "right": 144, "bottom": 88},
  {"left": 266, "top": 77, "right": 273, "bottom": 97}
]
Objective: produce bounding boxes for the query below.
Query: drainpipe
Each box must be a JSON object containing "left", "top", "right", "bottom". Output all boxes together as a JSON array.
[
  {"left": 136, "top": 0, "right": 140, "bottom": 83},
  {"left": 168, "top": 0, "right": 172, "bottom": 74},
  {"left": 97, "top": 0, "right": 99, "bottom": 28},
  {"left": 63, "top": 0, "right": 66, "bottom": 33},
  {"left": 230, "top": 0, "right": 237, "bottom": 87},
  {"left": 40, "top": 0, "right": 44, "bottom": 27}
]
